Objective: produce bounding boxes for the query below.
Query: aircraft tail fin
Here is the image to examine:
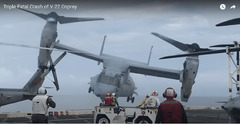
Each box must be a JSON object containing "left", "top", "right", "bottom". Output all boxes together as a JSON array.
[
  {"left": 147, "top": 46, "right": 153, "bottom": 65},
  {"left": 98, "top": 35, "right": 106, "bottom": 65},
  {"left": 22, "top": 69, "right": 45, "bottom": 94},
  {"left": 19, "top": 8, "right": 104, "bottom": 24}
]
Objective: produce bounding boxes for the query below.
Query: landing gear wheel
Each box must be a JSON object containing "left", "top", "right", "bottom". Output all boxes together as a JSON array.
[
  {"left": 88, "top": 87, "right": 92, "bottom": 93},
  {"left": 127, "top": 97, "right": 130, "bottom": 102},
  {"left": 131, "top": 97, "right": 135, "bottom": 103}
]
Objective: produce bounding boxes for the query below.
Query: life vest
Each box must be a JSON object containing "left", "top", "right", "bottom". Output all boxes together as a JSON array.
[
  {"left": 104, "top": 96, "right": 112, "bottom": 106},
  {"left": 159, "top": 99, "right": 183, "bottom": 123},
  {"left": 32, "top": 95, "right": 49, "bottom": 115}
]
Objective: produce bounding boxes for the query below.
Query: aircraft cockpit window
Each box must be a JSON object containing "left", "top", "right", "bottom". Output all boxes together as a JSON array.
[{"left": 97, "top": 74, "right": 120, "bottom": 87}]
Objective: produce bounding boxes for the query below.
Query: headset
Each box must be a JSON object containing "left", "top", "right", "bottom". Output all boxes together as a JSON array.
[
  {"left": 38, "top": 87, "right": 47, "bottom": 94},
  {"left": 162, "top": 87, "right": 177, "bottom": 98}
]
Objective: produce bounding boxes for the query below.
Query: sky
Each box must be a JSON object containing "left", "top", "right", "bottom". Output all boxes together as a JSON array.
[{"left": 1, "top": 0, "right": 240, "bottom": 112}]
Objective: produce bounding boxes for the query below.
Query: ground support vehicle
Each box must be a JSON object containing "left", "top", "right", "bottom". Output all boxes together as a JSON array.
[{"left": 94, "top": 106, "right": 158, "bottom": 123}]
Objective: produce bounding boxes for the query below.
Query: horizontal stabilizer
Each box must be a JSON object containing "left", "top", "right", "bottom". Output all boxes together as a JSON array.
[{"left": 216, "top": 18, "right": 240, "bottom": 26}]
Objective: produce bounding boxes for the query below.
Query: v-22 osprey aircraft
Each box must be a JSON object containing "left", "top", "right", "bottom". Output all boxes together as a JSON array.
[{"left": 53, "top": 35, "right": 198, "bottom": 102}]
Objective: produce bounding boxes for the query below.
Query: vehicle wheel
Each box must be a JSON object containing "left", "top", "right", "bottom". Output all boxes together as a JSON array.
[
  {"left": 134, "top": 116, "right": 152, "bottom": 124},
  {"left": 138, "top": 119, "right": 149, "bottom": 123},
  {"left": 96, "top": 116, "right": 110, "bottom": 123}
]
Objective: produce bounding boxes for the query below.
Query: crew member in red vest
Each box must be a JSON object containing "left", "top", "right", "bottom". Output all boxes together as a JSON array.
[
  {"left": 155, "top": 87, "right": 188, "bottom": 123},
  {"left": 104, "top": 92, "right": 113, "bottom": 106}
]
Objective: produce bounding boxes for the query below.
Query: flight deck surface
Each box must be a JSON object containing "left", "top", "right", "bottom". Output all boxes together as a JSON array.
[{"left": 0, "top": 109, "right": 230, "bottom": 123}]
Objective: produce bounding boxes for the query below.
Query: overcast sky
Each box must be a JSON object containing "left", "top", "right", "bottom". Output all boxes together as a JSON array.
[{"left": 1, "top": 0, "right": 240, "bottom": 111}]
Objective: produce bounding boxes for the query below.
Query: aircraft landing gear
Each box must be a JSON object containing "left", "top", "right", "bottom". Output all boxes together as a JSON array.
[
  {"left": 88, "top": 87, "right": 93, "bottom": 93},
  {"left": 127, "top": 96, "right": 135, "bottom": 103}
]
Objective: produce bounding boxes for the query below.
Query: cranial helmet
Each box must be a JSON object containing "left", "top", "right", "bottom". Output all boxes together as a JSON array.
[
  {"left": 152, "top": 91, "right": 158, "bottom": 96},
  {"left": 106, "top": 92, "right": 111, "bottom": 96},
  {"left": 38, "top": 87, "right": 47, "bottom": 95},
  {"left": 163, "top": 87, "right": 177, "bottom": 98}
]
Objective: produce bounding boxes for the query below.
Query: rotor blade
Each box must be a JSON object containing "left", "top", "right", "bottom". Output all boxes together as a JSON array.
[
  {"left": 152, "top": 32, "right": 211, "bottom": 53},
  {"left": 52, "top": 68, "right": 59, "bottom": 91},
  {"left": 0, "top": 41, "right": 80, "bottom": 54},
  {"left": 48, "top": 52, "right": 59, "bottom": 91},
  {"left": 152, "top": 32, "right": 189, "bottom": 51},
  {"left": 43, "top": 86, "right": 54, "bottom": 89},
  {"left": 19, "top": 8, "right": 48, "bottom": 20},
  {"left": 53, "top": 52, "right": 67, "bottom": 66},
  {"left": 160, "top": 47, "right": 240, "bottom": 59},
  {"left": 216, "top": 101, "right": 228, "bottom": 103},
  {"left": 210, "top": 44, "right": 235, "bottom": 48},
  {"left": 58, "top": 16, "right": 104, "bottom": 24},
  {"left": 41, "top": 52, "right": 66, "bottom": 78},
  {"left": 216, "top": 18, "right": 240, "bottom": 26}
]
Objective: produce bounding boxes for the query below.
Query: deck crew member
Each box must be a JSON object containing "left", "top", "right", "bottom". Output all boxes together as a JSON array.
[
  {"left": 104, "top": 92, "right": 113, "bottom": 106},
  {"left": 145, "top": 91, "right": 160, "bottom": 107},
  {"left": 155, "top": 87, "right": 187, "bottom": 123},
  {"left": 31, "top": 87, "right": 56, "bottom": 123},
  {"left": 111, "top": 93, "right": 119, "bottom": 107}
]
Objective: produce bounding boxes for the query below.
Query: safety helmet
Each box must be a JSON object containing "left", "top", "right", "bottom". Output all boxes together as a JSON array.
[
  {"left": 38, "top": 87, "right": 47, "bottom": 95},
  {"left": 112, "top": 93, "right": 116, "bottom": 97},
  {"left": 152, "top": 91, "right": 158, "bottom": 96},
  {"left": 106, "top": 92, "right": 111, "bottom": 96},
  {"left": 163, "top": 87, "right": 177, "bottom": 98}
]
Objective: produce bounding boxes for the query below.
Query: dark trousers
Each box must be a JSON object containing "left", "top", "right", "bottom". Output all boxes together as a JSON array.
[{"left": 31, "top": 114, "right": 48, "bottom": 123}]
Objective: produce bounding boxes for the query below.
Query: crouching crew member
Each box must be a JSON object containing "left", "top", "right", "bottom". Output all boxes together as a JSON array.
[
  {"left": 138, "top": 94, "right": 150, "bottom": 107},
  {"left": 104, "top": 92, "right": 113, "bottom": 106},
  {"left": 32, "top": 87, "right": 56, "bottom": 123},
  {"left": 155, "top": 87, "right": 188, "bottom": 123}
]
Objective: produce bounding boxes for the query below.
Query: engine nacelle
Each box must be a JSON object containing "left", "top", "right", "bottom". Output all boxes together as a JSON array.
[{"left": 180, "top": 57, "right": 199, "bottom": 102}]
